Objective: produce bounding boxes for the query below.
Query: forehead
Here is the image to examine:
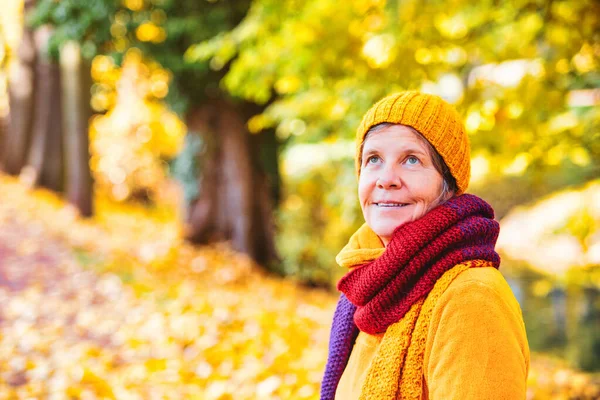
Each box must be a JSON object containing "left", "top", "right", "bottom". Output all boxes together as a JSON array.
[{"left": 362, "top": 125, "right": 428, "bottom": 151}]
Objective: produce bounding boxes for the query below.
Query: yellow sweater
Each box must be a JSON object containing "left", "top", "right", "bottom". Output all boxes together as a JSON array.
[{"left": 334, "top": 267, "right": 530, "bottom": 400}]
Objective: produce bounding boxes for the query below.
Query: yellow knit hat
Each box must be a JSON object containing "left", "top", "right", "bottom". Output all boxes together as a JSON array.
[{"left": 355, "top": 91, "right": 471, "bottom": 195}]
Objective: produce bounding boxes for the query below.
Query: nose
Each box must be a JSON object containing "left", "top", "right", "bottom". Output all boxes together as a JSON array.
[{"left": 376, "top": 165, "right": 402, "bottom": 189}]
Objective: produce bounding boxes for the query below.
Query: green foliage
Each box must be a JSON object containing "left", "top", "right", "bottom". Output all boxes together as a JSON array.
[
  {"left": 28, "top": 0, "right": 118, "bottom": 59},
  {"left": 565, "top": 283, "right": 600, "bottom": 372},
  {"left": 508, "top": 264, "right": 569, "bottom": 352},
  {"left": 504, "top": 261, "right": 600, "bottom": 372},
  {"left": 29, "top": 0, "right": 253, "bottom": 112},
  {"left": 192, "top": 0, "right": 599, "bottom": 184},
  {"left": 276, "top": 147, "right": 362, "bottom": 288},
  {"left": 563, "top": 208, "right": 596, "bottom": 251},
  {"left": 208, "top": 0, "right": 599, "bottom": 286},
  {"left": 28, "top": 0, "right": 600, "bottom": 294}
]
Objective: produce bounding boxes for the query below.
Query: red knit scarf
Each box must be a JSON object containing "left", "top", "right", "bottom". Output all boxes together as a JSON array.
[{"left": 337, "top": 194, "right": 500, "bottom": 335}]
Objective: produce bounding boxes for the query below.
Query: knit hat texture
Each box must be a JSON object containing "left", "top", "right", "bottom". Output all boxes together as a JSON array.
[{"left": 355, "top": 91, "right": 471, "bottom": 194}]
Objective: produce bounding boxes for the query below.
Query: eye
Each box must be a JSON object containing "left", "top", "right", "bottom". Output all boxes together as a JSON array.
[
  {"left": 366, "top": 155, "right": 381, "bottom": 165},
  {"left": 405, "top": 156, "right": 420, "bottom": 165}
]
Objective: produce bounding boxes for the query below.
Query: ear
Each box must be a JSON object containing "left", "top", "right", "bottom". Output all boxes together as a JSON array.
[
  {"left": 443, "top": 189, "right": 456, "bottom": 202},
  {"left": 441, "top": 180, "right": 456, "bottom": 202}
]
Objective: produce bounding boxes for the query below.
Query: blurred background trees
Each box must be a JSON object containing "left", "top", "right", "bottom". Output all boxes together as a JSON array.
[
  {"left": 0, "top": 0, "right": 599, "bottom": 373},
  {"left": 2, "top": 0, "right": 94, "bottom": 214},
  {"left": 2, "top": 0, "right": 280, "bottom": 264}
]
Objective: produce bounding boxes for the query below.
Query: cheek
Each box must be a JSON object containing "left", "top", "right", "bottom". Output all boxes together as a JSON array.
[
  {"left": 357, "top": 175, "right": 373, "bottom": 209},
  {"left": 358, "top": 179, "right": 367, "bottom": 206},
  {"left": 412, "top": 172, "right": 443, "bottom": 201}
]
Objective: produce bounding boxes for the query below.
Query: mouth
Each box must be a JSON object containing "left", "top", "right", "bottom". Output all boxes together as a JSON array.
[{"left": 373, "top": 202, "right": 409, "bottom": 208}]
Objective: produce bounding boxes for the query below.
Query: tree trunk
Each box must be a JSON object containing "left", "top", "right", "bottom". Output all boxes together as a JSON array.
[
  {"left": 3, "top": 8, "right": 36, "bottom": 175},
  {"left": 60, "top": 41, "right": 93, "bottom": 216},
  {"left": 24, "top": 25, "right": 63, "bottom": 191},
  {"left": 0, "top": 113, "right": 8, "bottom": 170},
  {"left": 248, "top": 127, "right": 279, "bottom": 267},
  {"left": 251, "top": 168, "right": 279, "bottom": 267},
  {"left": 185, "top": 98, "right": 278, "bottom": 266}
]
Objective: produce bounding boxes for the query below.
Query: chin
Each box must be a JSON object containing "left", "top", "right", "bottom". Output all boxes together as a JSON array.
[{"left": 371, "top": 219, "right": 409, "bottom": 240}]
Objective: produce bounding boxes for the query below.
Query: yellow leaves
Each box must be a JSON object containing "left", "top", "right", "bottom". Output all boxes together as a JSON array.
[
  {"left": 361, "top": 34, "right": 396, "bottom": 69},
  {"left": 503, "top": 153, "right": 531, "bottom": 176},
  {"left": 292, "top": 23, "right": 317, "bottom": 45},
  {"left": 546, "top": 23, "right": 570, "bottom": 46},
  {"left": 556, "top": 58, "right": 571, "bottom": 74},
  {"left": 363, "top": 13, "right": 386, "bottom": 32},
  {"left": 124, "top": 0, "right": 145, "bottom": 12},
  {"left": 415, "top": 48, "right": 433, "bottom": 65},
  {"left": 150, "top": 77, "right": 168, "bottom": 98},
  {"left": 506, "top": 102, "right": 524, "bottom": 119},
  {"left": 329, "top": 101, "right": 349, "bottom": 120},
  {"left": 465, "top": 110, "right": 483, "bottom": 133},
  {"left": 256, "top": 375, "right": 282, "bottom": 398},
  {"left": 2, "top": 174, "right": 600, "bottom": 399},
  {"left": 415, "top": 46, "right": 467, "bottom": 67},
  {"left": 136, "top": 22, "right": 166, "bottom": 43},
  {"left": 545, "top": 145, "right": 566, "bottom": 166},
  {"left": 464, "top": 99, "right": 497, "bottom": 134},
  {"left": 247, "top": 113, "right": 273, "bottom": 134},
  {"left": 275, "top": 75, "right": 301, "bottom": 95},
  {"left": 521, "top": 13, "right": 544, "bottom": 36},
  {"left": 434, "top": 13, "right": 468, "bottom": 40},
  {"left": 549, "top": 111, "right": 579, "bottom": 133},
  {"left": 0, "top": 0, "right": 21, "bottom": 55},
  {"left": 145, "top": 358, "right": 168, "bottom": 372},
  {"left": 91, "top": 56, "right": 116, "bottom": 78},
  {"left": 569, "top": 147, "right": 591, "bottom": 167},
  {"left": 277, "top": 118, "right": 307, "bottom": 139},
  {"left": 552, "top": 1, "right": 579, "bottom": 24},
  {"left": 573, "top": 43, "right": 597, "bottom": 74},
  {"left": 284, "top": 194, "right": 304, "bottom": 211},
  {"left": 89, "top": 52, "right": 184, "bottom": 203},
  {"left": 444, "top": 46, "right": 467, "bottom": 66},
  {"left": 469, "top": 154, "right": 490, "bottom": 184},
  {"left": 1, "top": 173, "right": 336, "bottom": 398},
  {"left": 527, "top": 353, "right": 600, "bottom": 399},
  {"left": 79, "top": 368, "right": 116, "bottom": 399},
  {"left": 482, "top": 98, "right": 499, "bottom": 115},
  {"left": 352, "top": 0, "right": 386, "bottom": 16},
  {"left": 532, "top": 279, "right": 554, "bottom": 297},
  {"left": 564, "top": 207, "right": 596, "bottom": 249}
]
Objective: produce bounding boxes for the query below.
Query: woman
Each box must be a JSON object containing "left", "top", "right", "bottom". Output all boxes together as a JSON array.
[{"left": 320, "top": 91, "right": 530, "bottom": 399}]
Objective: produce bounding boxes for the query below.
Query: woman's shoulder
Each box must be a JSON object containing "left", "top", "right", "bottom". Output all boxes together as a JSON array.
[
  {"left": 435, "top": 266, "right": 524, "bottom": 320},
  {"left": 448, "top": 266, "right": 516, "bottom": 300}
]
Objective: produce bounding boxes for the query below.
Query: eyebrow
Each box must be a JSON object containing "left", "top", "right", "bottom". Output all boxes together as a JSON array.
[{"left": 362, "top": 146, "right": 429, "bottom": 159}]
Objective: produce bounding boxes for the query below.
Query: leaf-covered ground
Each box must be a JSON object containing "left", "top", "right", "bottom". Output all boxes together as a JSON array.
[{"left": 0, "top": 174, "right": 598, "bottom": 399}]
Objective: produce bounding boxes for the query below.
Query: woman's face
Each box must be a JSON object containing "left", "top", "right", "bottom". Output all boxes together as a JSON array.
[{"left": 358, "top": 124, "right": 446, "bottom": 246}]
